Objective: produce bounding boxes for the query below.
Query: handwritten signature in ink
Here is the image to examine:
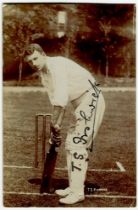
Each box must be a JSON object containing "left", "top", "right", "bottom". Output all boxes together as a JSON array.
[
  {"left": 73, "top": 80, "right": 101, "bottom": 145},
  {"left": 80, "top": 80, "right": 101, "bottom": 125}
]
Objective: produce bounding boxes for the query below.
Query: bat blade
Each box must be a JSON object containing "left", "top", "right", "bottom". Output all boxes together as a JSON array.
[{"left": 40, "top": 143, "right": 58, "bottom": 193}]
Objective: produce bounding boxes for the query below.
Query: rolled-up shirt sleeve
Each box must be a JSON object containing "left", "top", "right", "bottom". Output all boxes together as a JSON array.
[{"left": 51, "top": 66, "right": 69, "bottom": 107}]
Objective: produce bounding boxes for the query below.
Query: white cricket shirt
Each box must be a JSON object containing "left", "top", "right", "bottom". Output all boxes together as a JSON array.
[{"left": 40, "top": 56, "right": 96, "bottom": 107}]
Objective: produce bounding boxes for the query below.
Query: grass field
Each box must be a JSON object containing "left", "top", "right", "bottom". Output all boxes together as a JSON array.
[{"left": 3, "top": 87, "right": 136, "bottom": 207}]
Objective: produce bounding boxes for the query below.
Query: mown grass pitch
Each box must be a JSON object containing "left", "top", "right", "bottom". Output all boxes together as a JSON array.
[{"left": 3, "top": 87, "right": 136, "bottom": 207}]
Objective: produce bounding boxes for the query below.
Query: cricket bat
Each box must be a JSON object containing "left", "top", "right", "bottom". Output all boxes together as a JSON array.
[
  {"left": 40, "top": 141, "right": 58, "bottom": 193},
  {"left": 40, "top": 109, "right": 65, "bottom": 194}
]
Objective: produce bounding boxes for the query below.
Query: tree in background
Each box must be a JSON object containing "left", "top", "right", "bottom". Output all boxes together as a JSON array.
[
  {"left": 74, "top": 4, "right": 135, "bottom": 77},
  {"left": 3, "top": 3, "right": 135, "bottom": 82},
  {"left": 3, "top": 3, "right": 57, "bottom": 82}
]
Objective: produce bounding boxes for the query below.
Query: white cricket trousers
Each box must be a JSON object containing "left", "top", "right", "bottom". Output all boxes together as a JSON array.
[{"left": 65, "top": 84, "right": 105, "bottom": 196}]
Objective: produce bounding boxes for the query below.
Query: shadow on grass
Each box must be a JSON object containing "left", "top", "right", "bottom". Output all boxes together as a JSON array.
[{"left": 28, "top": 178, "right": 100, "bottom": 194}]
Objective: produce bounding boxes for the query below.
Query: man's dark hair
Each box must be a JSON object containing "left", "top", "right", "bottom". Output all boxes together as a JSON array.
[{"left": 24, "top": 43, "right": 45, "bottom": 58}]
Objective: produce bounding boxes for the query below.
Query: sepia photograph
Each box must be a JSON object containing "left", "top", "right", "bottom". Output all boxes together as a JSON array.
[{"left": 3, "top": 1, "right": 136, "bottom": 207}]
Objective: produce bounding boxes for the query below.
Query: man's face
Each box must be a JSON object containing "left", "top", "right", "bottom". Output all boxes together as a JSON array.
[{"left": 25, "top": 50, "right": 45, "bottom": 71}]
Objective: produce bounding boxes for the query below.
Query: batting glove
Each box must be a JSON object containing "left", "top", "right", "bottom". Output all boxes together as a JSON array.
[{"left": 50, "top": 124, "right": 62, "bottom": 147}]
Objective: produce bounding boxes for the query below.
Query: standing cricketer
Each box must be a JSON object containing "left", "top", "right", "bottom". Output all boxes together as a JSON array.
[{"left": 24, "top": 43, "right": 105, "bottom": 204}]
